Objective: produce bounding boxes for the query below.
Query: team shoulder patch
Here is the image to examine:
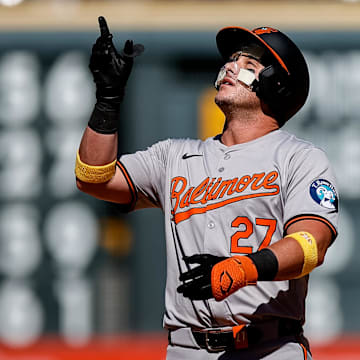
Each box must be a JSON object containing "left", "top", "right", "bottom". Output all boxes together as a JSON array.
[{"left": 309, "top": 179, "right": 338, "bottom": 211}]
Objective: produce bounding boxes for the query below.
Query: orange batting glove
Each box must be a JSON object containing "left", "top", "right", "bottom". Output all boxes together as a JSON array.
[
  {"left": 211, "top": 256, "right": 258, "bottom": 301},
  {"left": 177, "top": 254, "right": 258, "bottom": 301}
]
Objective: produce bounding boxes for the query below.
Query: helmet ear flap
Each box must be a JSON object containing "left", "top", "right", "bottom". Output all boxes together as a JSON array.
[{"left": 255, "top": 65, "right": 291, "bottom": 110}]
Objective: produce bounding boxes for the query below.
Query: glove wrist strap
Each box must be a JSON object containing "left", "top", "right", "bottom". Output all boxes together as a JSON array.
[
  {"left": 96, "top": 86, "right": 125, "bottom": 104},
  {"left": 88, "top": 102, "right": 120, "bottom": 134},
  {"left": 247, "top": 248, "right": 279, "bottom": 281}
]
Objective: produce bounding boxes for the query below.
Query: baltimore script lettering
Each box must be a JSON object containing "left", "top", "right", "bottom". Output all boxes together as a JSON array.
[{"left": 171, "top": 171, "right": 280, "bottom": 224}]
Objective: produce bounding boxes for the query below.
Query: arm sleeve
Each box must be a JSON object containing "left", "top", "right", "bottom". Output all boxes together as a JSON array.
[
  {"left": 118, "top": 139, "right": 171, "bottom": 211},
  {"left": 284, "top": 146, "right": 339, "bottom": 240}
]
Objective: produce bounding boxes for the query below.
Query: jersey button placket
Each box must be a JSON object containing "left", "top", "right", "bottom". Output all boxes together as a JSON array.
[
  {"left": 218, "top": 154, "right": 229, "bottom": 173},
  {"left": 204, "top": 214, "right": 217, "bottom": 254}
]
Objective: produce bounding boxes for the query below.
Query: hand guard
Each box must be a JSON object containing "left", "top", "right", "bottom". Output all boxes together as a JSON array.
[
  {"left": 89, "top": 16, "right": 144, "bottom": 106},
  {"left": 177, "top": 254, "right": 258, "bottom": 301}
]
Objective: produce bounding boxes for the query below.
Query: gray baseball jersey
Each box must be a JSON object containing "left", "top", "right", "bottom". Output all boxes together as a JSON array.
[{"left": 118, "top": 129, "right": 338, "bottom": 330}]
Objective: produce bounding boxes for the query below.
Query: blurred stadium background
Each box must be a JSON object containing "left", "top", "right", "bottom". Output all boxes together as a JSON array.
[{"left": 0, "top": 0, "right": 360, "bottom": 359}]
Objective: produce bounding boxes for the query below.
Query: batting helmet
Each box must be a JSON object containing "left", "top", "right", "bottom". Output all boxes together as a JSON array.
[{"left": 216, "top": 26, "right": 309, "bottom": 124}]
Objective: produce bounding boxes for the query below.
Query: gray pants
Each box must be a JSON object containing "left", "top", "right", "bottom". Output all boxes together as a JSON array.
[{"left": 167, "top": 328, "right": 312, "bottom": 360}]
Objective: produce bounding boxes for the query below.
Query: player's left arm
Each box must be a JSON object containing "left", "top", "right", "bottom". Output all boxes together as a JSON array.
[
  {"left": 270, "top": 218, "right": 332, "bottom": 281},
  {"left": 177, "top": 218, "right": 333, "bottom": 302}
]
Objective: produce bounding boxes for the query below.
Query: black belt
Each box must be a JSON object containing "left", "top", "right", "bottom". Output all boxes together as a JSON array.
[{"left": 191, "top": 319, "right": 303, "bottom": 353}]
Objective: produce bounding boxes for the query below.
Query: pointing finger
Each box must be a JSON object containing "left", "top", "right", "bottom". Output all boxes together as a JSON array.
[{"left": 98, "top": 16, "right": 110, "bottom": 38}]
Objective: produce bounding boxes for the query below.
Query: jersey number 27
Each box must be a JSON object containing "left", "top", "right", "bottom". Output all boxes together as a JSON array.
[{"left": 231, "top": 217, "right": 277, "bottom": 254}]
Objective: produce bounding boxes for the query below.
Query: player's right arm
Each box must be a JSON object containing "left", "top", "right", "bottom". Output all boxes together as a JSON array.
[
  {"left": 75, "top": 16, "right": 143, "bottom": 205},
  {"left": 76, "top": 127, "right": 132, "bottom": 204}
]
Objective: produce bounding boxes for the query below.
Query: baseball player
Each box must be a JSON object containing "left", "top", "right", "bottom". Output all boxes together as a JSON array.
[{"left": 75, "top": 17, "right": 339, "bottom": 360}]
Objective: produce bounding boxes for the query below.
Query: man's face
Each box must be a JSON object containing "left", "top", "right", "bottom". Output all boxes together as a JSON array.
[{"left": 215, "top": 51, "right": 265, "bottom": 112}]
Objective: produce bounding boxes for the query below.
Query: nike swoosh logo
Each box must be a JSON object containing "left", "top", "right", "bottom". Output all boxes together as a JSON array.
[{"left": 182, "top": 153, "right": 203, "bottom": 159}]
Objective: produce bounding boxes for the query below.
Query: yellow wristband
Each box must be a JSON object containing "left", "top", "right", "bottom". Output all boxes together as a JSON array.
[
  {"left": 285, "top": 231, "right": 318, "bottom": 278},
  {"left": 75, "top": 151, "right": 116, "bottom": 184}
]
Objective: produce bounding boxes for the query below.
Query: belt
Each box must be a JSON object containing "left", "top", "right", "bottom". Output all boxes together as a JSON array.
[{"left": 169, "top": 318, "right": 303, "bottom": 353}]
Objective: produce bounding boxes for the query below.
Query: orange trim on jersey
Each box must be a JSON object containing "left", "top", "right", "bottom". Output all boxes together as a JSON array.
[
  {"left": 284, "top": 214, "right": 337, "bottom": 239},
  {"left": 173, "top": 190, "right": 279, "bottom": 224},
  {"left": 116, "top": 160, "right": 137, "bottom": 209},
  {"left": 299, "top": 343, "right": 308, "bottom": 360},
  {"left": 219, "top": 26, "right": 289, "bottom": 74}
]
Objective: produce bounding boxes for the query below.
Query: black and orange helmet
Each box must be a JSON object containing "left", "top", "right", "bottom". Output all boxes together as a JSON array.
[{"left": 216, "top": 26, "right": 309, "bottom": 124}]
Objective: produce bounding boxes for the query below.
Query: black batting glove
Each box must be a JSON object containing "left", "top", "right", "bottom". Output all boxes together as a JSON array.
[
  {"left": 177, "top": 254, "right": 227, "bottom": 300},
  {"left": 88, "top": 16, "right": 144, "bottom": 134},
  {"left": 89, "top": 16, "right": 144, "bottom": 107}
]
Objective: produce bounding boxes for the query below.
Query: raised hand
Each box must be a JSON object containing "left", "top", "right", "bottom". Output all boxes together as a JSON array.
[{"left": 89, "top": 16, "right": 144, "bottom": 104}]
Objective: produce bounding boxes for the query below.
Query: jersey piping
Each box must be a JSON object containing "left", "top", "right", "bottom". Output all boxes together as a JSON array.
[
  {"left": 299, "top": 343, "right": 308, "bottom": 360},
  {"left": 116, "top": 160, "right": 138, "bottom": 211},
  {"left": 284, "top": 213, "right": 337, "bottom": 240}
]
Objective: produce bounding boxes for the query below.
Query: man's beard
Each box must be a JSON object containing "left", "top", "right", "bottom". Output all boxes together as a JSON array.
[{"left": 215, "top": 89, "right": 251, "bottom": 113}]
